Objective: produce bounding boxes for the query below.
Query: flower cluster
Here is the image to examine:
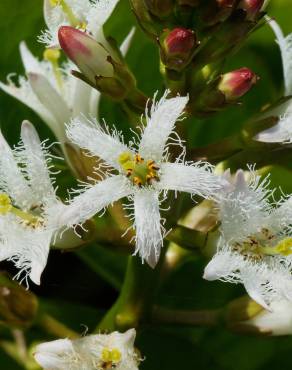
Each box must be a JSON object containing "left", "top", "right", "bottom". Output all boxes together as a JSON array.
[{"left": 1, "top": 0, "right": 292, "bottom": 368}]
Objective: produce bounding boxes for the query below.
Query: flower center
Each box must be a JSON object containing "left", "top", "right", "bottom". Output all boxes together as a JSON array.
[
  {"left": 118, "top": 152, "right": 160, "bottom": 187},
  {"left": 43, "top": 48, "right": 63, "bottom": 89},
  {"left": 50, "top": 0, "right": 87, "bottom": 29},
  {"left": 233, "top": 228, "right": 292, "bottom": 259},
  {"left": 100, "top": 347, "right": 122, "bottom": 369},
  {"left": 0, "top": 193, "right": 43, "bottom": 228}
]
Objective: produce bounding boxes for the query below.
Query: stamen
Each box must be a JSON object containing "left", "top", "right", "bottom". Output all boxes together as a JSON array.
[
  {"left": 50, "top": 0, "right": 86, "bottom": 29},
  {"left": 118, "top": 152, "right": 160, "bottom": 187},
  {"left": 0, "top": 193, "right": 43, "bottom": 227},
  {"left": 43, "top": 48, "right": 63, "bottom": 89},
  {"left": 101, "top": 347, "right": 122, "bottom": 368}
]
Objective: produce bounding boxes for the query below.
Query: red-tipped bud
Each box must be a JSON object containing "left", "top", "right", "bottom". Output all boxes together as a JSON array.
[
  {"left": 217, "top": 0, "right": 236, "bottom": 7},
  {"left": 58, "top": 26, "right": 136, "bottom": 100},
  {"left": 160, "top": 28, "right": 197, "bottom": 71},
  {"left": 218, "top": 68, "right": 258, "bottom": 101},
  {"left": 238, "top": 0, "right": 265, "bottom": 20},
  {"left": 58, "top": 26, "right": 114, "bottom": 85}
]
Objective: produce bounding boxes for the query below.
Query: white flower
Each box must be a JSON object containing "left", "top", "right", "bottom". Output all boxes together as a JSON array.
[
  {"left": 204, "top": 168, "right": 292, "bottom": 309},
  {"left": 34, "top": 329, "right": 140, "bottom": 370},
  {"left": 0, "top": 29, "right": 134, "bottom": 147},
  {"left": 39, "top": 0, "right": 120, "bottom": 48},
  {"left": 255, "top": 18, "right": 292, "bottom": 143},
  {"left": 245, "top": 301, "right": 292, "bottom": 336},
  {"left": 0, "top": 121, "right": 79, "bottom": 285},
  {"left": 62, "top": 92, "right": 225, "bottom": 268}
]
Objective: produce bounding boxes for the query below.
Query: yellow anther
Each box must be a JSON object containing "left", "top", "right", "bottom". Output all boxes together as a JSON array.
[
  {"left": 43, "top": 48, "right": 63, "bottom": 89},
  {"left": 133, "top": 176, "right": 142, "bottom": 187},
  {"left": 275, "top": 238, "right": 292, "bottom": 256},
  {"left": 101, "top": 348, "right": 111, "bottom": 363},
  {"left": 0, "top": 193, "right": 12, "bottom": 215},
  {"left": 111, "top": 348, "right": 122, "bottom": 364},
  {"left": 135, "top": 154, "right": 144, "bottom": 163},
  {"left": 43, "top": 48, "right": 61, "bottom": 63},
  {"left": 119, "top": 152, "right": 132, "bottom": 165}
]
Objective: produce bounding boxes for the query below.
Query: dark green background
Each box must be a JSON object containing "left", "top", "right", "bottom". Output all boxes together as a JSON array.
[{"left": 0, "top": 0, "right": 292, "bottom": 369}]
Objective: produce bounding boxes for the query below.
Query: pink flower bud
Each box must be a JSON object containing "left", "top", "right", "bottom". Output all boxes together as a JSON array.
[
  {"left": 58, "top": 26, "right": 114, "bottom": 85},
  {"left": 165, "top": 28, "right": 196, "bottom": 56},
  {"left": 218, "top": 68, "right": 258, "bottom": 101},
  {"left": 238, "top": 0, "right": 265, "bottom": 19}
]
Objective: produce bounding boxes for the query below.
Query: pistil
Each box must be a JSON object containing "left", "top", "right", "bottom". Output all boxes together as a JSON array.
[{"left": 43, "top": 48, "right": 63, "bottom": 89}]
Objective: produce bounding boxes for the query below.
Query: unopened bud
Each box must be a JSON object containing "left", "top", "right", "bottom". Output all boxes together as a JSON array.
[
  {"left": 218, "top": 67, "right": 258, "bottom": 101},
  {"left": 226, "top": 296, "right": 292, "bottom": 336},
  {"left": 58, "top": 26, "right": 136, "bottom": 100},
  {"left": 0, "top": 274, "right": 38, "bottom": 329},
  {"left": 144, "top": 0, "right": 174, "bottom": 17},
  {"left": 238, "top": 0, "right": 265, "bottom": 20},
  {"left": 160, "top": 28, "right": 197, "bottom": 71}
]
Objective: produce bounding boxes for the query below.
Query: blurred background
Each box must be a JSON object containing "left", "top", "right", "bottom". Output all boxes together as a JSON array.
[{"left": 0, "top": 0, "right": 292, "bottom": 369}]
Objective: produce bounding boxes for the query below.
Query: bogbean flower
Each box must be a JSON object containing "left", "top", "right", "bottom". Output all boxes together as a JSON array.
[
  {"left": 0, "top": 35, "right": 134, "bottom": 148},
  {"left": 255, "top": 18, "right": 292, "bottom": 143},
  {"left": 0, "top": 121, "right": 81, "bottom": 285},
  {"left": 34, "top": 329, "right": 140, "bottom": 370},
  {"left": 204, "top": 169, "right": 292, "bottom": 309},
  {"left": 39, "top": 0, "right": 120, "bottom": 48},
  {"left": 61, "top": 92, "right": 226, "bottom": 267}
]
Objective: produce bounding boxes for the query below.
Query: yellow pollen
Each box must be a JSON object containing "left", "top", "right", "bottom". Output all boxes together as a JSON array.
[
  {"left": 118, "top": 152, "right": 160, "bottom": 187},
  {"left": 0, "top": 193, "right": 43, "bottom": 227},
  {"left": 275, "top": 238, "right": 292, "bottom": 256},
  {"left": 0, "top": 193, "right": 12, "bottom": 215},
  {"left": 43, "top": 48, "right": 63, "bottom": 89},
  {"left": 101, "top": 348, "right": 122, "bottom": 365}
]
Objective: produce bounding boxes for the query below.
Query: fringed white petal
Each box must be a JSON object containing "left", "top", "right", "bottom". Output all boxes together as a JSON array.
[
  {"left": 87, "top": 0, "right": 120, "bottom": 40},
  {"left": 28, "top": 73, "right": 71, "bottom": 143},
  {"left": 59, "top": 175, "right": 130, "bottom": 227},
  {"left": 0, "top": 79, "right": 58, "bottom": 137},
  {"left": 219, "top": 169, "right": 272, "bottom": 243},
  {"left": 138, "top": 92, "right": 189, "bottom": 162},
  {"left": 156, "top": 162, "right": 224, "bottom": 198},
  {"left": 255, "top": 113, "right": 292, "bottom": 143},
  {"left": 66, "top": 117, "right": 131, "bottom": 169},
  {"left": 268, "top": 18, "right": 292, "bottom": 96},
  {"left": 19, "top": 42, "right": 43, "bottom": 74},
  {"left": 133, "top": 189, "right": 163, "bottom": 268},
  {"left": 120, "top": 27, "right": 136, "bottom": 57},
  {"left": 20, "top": 121, "right": 56, "bottom": 202},
  {"left": 0, "top": 131, "right": 31, "bottom": 208},
  {"left": 203, "top": 249, "right": 243, "bottom": 282},
  {"left": 72, "top": 79, "right": 94, "bottom": 118}
]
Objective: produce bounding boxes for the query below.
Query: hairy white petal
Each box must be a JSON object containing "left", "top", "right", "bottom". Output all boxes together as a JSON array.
[
  {"left": 59, "top": 175, "right": 130, "bottom": 227},
  {"left": 19, "top": 42, "right": 43, "bottom": 74},
  {"left": 87, "top": 0, "right": 119, "bottom": 40},
  {"left": 255, "top": 118, "right": 292, "bottom": 143},
  {"left": 268, "top": 18, "right": 292, "bottom": 96},
  {"left": 20, "top": 121, "right": 56, "bottom": 202},
  {"left": 133, "top": 190, "right": 163, "bottom": 268},
  {"left": 28, "top": 73, "right": 71, "bottom": 143},
  {"left": 219, "top": 169, "right": 272, "bottom": 243},
  {"left": 66, "top": 117, "right": 130, "bottom": 169},
  {"left": 0, "top": 79, "right": 58, "bottom": 136},
  {"left": 157, "top": 162, "right": 224, "bottom": 198},
  {"left": 139, "top": 93, "right": 189, "bottom": 161},
  {"left": 0, "top": 131, "right": 31, "bottom": 208}
]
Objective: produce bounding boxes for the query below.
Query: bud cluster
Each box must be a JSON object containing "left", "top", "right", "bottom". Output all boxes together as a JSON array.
[{"left": 130, "top": 0, "right": 265, "bottom": 115}]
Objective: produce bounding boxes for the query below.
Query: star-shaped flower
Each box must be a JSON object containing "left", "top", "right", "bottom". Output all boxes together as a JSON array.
[
  {"left": 256, "top": 18, "right": 292, "bottom": 143},
  {"left": 61, "top": 92, "right": 226, "bottom": 267},
  {"left": 34, "top": 329, "right": 140, "bottom": 370},
  {"left": 0, "top": 121, "right": 80, "bottom": 285},
  {"left": 204, "top": 169, "right": 292, "bottom": 309},
  {"left": 39, "top": 0, "right": 120, "bottom": 48}
]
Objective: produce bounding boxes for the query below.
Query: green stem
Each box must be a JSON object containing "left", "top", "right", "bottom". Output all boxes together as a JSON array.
[
  {"left": 96, "top": 256, "right": 160, "bottom": 332},
  {"left": 166, "top": 225, "right": 208, "bottom": 251},
  {"left": 37, "top": 314, "right": 78, "bottom": 339}
]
